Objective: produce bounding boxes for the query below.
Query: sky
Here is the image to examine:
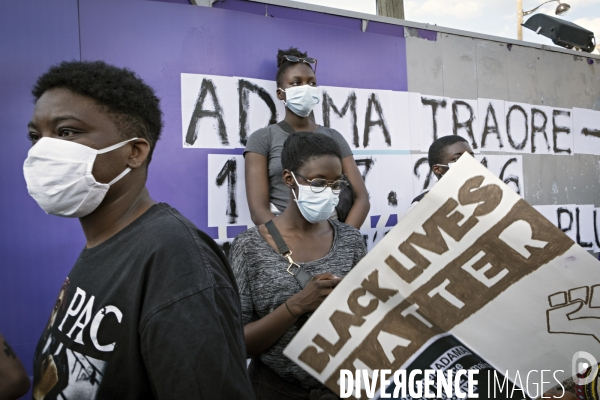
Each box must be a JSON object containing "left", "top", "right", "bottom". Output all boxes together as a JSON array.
[{"left": 291, "top": 0, "right": 600, "bottom": 51}]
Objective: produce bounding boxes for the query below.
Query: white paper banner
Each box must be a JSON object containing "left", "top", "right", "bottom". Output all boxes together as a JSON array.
[
  {"left": 181, "top": 73, "right": 600, "bottom": 156},
  {"left": 573, "top": 107, "right": 600, "bottom": 155}
]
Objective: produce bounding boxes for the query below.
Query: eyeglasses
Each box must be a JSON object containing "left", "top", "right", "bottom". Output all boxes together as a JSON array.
[
  {"left": 279, "top": 55, "right": 318, "bottom": 73},
  {"left": 293, "top": 172, "right": 346, "bottom": 194}
]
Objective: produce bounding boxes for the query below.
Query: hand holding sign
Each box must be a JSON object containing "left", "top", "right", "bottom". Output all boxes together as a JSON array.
[{"left": 287, "top": 272, "right": 342, "bottom": 317}]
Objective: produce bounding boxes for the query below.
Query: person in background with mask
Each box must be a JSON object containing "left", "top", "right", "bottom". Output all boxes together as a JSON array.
[
  {"left": 25, "top": 61, "right": 253, "bottom": 399},
  {"left": 405, "top": 135, "right": 580, "bottom": 400},
  {"left": 244, "top": 47, "right": 369, "bottom": 229},
  {"left": 0, "top": 333, "right": 30, "bottom": 400},
  {"left": 230, "top": 132, "right": 367, "bottom": 400},
  {"left": 408, "top": 135, "right": 474, "bottom": 210}
]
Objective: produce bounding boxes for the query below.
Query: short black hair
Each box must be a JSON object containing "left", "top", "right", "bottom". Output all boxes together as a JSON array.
[
  {"left": 32, "top": 60, "right": 163, "bottom": 164},
  {"left": 276, "top": 47, "right": 310, "bottom": 88},
  {"left": 281, "top": 132, "right": 342, "bottom": 172},
  {"left": 428, "top": 135, "right": 468, "bottom": 168}
]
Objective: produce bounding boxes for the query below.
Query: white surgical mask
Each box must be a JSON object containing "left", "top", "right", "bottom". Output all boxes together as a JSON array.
[
  {"left": 279, "top": 85, "right": 320, "bottom": 117},
  {"left": 23, "top": 137, "right": 138, "bottom": 218},
  {"left": 291, "top": 173, "right": 339, "bottom": 224}
]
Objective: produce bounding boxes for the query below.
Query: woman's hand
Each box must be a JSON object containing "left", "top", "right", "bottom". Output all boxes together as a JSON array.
[
  {"left": 287, "top": 272, "right": 341, "bottom": 316},
  {"left": 243, "top": 272, "right": 340, "bottom": 356}
]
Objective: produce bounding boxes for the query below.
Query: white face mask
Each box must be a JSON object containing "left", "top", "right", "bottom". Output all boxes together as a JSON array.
[
  {"left": 23, "top": 137, "right": 138, "bottom": 218},
  {"left": 291, "top": 173, "right": 339, "bottom": 224},
  {"left": 279, "top": 85, "right": 320, "bottom": 117}
]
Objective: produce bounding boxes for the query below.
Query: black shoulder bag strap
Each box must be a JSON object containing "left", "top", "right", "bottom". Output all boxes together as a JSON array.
[
  {"left": 277, "top": 120, "right": 296, "bottom": 134},
  {"left": 265, "top": 220, "right": 312, "bottom": 289}
]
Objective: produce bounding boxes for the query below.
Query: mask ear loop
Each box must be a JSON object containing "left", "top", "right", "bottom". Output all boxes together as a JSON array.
[
  {"left": 107, "top": 167, "right": 132, "bottom": 186},
  {"left": 97, "top": 137, "right": 138, "bottom": 154},
  {"left": 290, "top": 172, "right": 301, "bottom": 201},
  {"left": 98, "top": 137, "right": 138, "bottom": 186},
  {"left": 277, "top": 88, "right": 287, "bottom": 105}
]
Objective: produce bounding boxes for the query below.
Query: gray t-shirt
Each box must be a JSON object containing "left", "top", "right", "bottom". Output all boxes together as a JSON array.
[
  {"left": 244, "top": 124, "right": 353, "bottom": 212},
  {"left": 229, "top": 219, "right": 367, "bottom": 391}
]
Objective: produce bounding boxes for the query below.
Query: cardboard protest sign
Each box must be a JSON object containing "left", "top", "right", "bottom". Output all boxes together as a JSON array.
[{"left": 284, "top": 154, "right": 600, "bottom": 399}]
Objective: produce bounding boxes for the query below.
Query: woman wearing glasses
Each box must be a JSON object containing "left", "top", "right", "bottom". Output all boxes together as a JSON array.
[
  {"left": 244, "top": 47, "right": 370, "bottom": 229},
  {"left": 231, "top": 132, "right": 367, "bottom": 400}
]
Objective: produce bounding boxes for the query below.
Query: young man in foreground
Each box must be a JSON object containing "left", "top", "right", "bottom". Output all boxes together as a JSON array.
[{"left": 25, "top": 60, "right": 253, "bottom": 399}]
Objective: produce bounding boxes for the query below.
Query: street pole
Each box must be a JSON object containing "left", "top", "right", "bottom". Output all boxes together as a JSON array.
[
  {"left": 517, "top": 0, "right": 523, "bottom": 40},
  {"left": 377, "top": 0, "right": 404, "bottom": 19}
]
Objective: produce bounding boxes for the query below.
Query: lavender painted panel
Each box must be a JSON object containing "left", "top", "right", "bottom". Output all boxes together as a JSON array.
[
  {"left": 78, "top": 0, "right": 407, "bottom": 235},
  {"left": 0, "top": 0, "right": 81, "bottom": 386},
  {"left": 148, "top": 0, "right": 190, "bottom": 4},
  {"left": 213, "top": 0, "right": 360, "bottom": 32},
  {"left": 212, "top": 0, "right": 266, "bottom": 16},
  {"left": 367, "top": 21, "right": 405, "bottom": 37},
  {"left": 214, "top": 1, "right": 413, "bottom": 40},
  {"left": 405, "top": 27, "right": 438, "bottom": 42},
  {"left": 416, "top": 28, "right": 438, "bottom": 41}
]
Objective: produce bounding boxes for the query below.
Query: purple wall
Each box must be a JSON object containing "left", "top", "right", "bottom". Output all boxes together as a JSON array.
[
  {"left": 213, "top": 0, "right": 407, "bottom": 41},
  {"left": 2, "top": 0, "right": 406, "bottom": 395},
  {"left": 213, "top": 0, "right": 362, "bottom": 31},
  {"left": 78, "top": 0, "right": 408, "bottom": 233},
  {"left": 0, "top": 0, "right": 82, "bottom": 387}
]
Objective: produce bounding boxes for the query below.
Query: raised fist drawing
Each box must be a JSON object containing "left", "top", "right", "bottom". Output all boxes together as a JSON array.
[{"left": 547, "top": 284, "right": 600, "bottom": 343}]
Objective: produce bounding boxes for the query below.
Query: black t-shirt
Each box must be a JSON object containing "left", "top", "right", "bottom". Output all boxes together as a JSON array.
[{"left": 32, "top": 203, "right": 254, "bottom": 400}]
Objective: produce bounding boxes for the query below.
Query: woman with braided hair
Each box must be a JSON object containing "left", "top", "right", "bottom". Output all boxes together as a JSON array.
[{"left": 244, "top": 47, "right": 370, "bottom": 229}]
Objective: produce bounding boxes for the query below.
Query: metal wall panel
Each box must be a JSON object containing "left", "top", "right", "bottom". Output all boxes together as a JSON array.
[
  {"left": 440, "top": 34, "right": 478, "bottom": 100},
  {"left": 523, "top": 154, "right": 600, "bottom": 206},
  {"left": 404, "top": 28, "right": 445, "bottom": 96},
  {"left": 561, "top": 55, "right": 600, "bottom": 110},
  {"left": 476, "top": 40, "right": 509, "bottom": 101},
  {"left": 406, "top": 31, "right": 600, "bottom": 207},
  {"left": 507, "top": 44, "right": 541, "bottom": 105},
  {"left": 535, "top": 50, "right": 566, "bottom": 108}
]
